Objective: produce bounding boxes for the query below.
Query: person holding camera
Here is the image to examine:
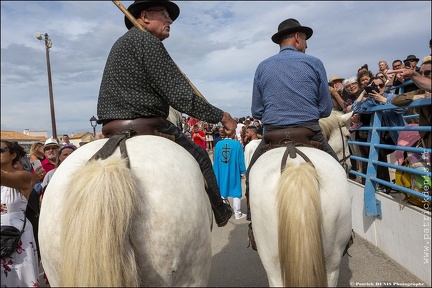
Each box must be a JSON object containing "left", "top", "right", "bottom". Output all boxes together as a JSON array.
[
  {"left": 351, "top": 77, "right": 407, "bottom": 191},
  {"left": 349, "top": 69, "right": 372, "bottom": 132},
  {"left": 388, "top": 55, "right": 432, "bottom": 93},
  {"left": 390, "top": 56, "right": 420, "bottom": 94},
  {"left": 1, "top": 141, "right": 39, "bottom": 286},
  {"left": 328, "top": 75, "right": 346, "bottom": 112},
  {"left": 391, "top": 55, "right": 432, "bottom": 148}
]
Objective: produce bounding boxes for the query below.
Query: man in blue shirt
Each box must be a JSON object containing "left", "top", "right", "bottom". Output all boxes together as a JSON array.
[{"left": 246, "top": 18, "right": 337, "bottom": 220}]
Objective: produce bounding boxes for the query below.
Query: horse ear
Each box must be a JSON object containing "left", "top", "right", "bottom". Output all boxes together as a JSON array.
[{"left": 339, "top": 112, "right": 353, "bottom": 126}]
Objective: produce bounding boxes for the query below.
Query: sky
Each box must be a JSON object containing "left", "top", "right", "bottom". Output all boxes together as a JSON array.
[{"left": 1, "top": 1, "right": 431, "bottom": 137}]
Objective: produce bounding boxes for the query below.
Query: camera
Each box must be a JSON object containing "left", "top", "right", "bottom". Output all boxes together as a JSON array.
[
  {"left": 364, "top": 82, "right": 379, "bottom": 94},
  {"left": 404, "top": 60, "right": 411, "bottom": 68},
  {"left": 31, "top": 159, "right": 42, "bottom": 170}
]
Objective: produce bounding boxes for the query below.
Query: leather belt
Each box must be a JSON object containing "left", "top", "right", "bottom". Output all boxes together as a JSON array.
[{"left": 102, "top": 117, "right": 165, "bottom": 138}]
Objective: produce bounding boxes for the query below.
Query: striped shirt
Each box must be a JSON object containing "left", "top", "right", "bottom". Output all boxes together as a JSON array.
[
  {"left": 251, "top": 46, "right": 332, "bottom": 126},
  {"left": 97, "top": 27, "right": 223, "bottom": 124}
]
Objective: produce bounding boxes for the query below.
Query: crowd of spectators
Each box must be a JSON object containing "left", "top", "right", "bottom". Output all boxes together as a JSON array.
[
  {"left": 177, "top": 42, "right": 431, "bottom": 197},
  {"left": 1, "top": 134, "right": 88, "bottom": 286},
  {"left": 2, "top": 36, "right": 430, "bottom": 285}
]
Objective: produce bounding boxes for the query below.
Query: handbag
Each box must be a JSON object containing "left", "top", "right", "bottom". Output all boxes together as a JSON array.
[
  {"left": 407, "top": 150, "right": 431, "bottom": 193},
  {"left": 1, "top": 211, "right": 26, "bottom": 259},
  {"left": 395, "top": 157, "right": 411, "bottom": 188}
]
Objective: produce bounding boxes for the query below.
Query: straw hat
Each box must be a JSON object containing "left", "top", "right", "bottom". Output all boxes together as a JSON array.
[
  {"left": 43, "top": 138, "right": 60, "bottom": 150},
  {"left": 329, "top": 75, "right": 345, "bottom": 83},
  {"left": 422, "top": 55, "right": 431, "bottom": 65}
]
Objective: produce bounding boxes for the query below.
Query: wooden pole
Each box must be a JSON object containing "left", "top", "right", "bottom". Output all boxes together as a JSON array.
[{"left": 112, "top": 0, "right": 208, "bottom": 102}]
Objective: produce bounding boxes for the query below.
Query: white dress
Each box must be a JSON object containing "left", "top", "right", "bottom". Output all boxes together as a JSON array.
[{"left": 1, "top": 186, "right": 39, "bottom": 287}]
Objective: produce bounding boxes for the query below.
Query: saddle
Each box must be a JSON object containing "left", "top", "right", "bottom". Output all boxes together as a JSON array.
[
  {"left": 248, "top": 128, "right": 316, "bottom": 251},
  {"left": 90, "top": 117, "right": 174, "bottom": 167},
  {"left": 102, "top": 117, "right": 171, "bottom": 139},
  {"left": 263, "top": 127, "right": 321, "bottom": 151},
  {"left": 261, "top": 127, "right": 320, "bottom": 172}
]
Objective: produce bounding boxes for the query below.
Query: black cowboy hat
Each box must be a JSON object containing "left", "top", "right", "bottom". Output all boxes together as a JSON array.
[
  {"left": 404, "top": 55, "right": 420, "bottom": 62},
  {"left": 271, "top": 18, "right": 313, "bottom": 44},
  {"left": 125, "top": 0, "right": 180, "bottom": 30}
]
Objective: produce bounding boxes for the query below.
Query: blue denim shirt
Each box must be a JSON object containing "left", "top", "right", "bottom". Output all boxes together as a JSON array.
[
  {"left": 251, "top": 46, "right": 332, "bottom": 125},
  {"left": 351, "top": 93, "right": 407, "bottom": 144}
]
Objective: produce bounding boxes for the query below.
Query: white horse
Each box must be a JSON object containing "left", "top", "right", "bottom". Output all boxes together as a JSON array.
[
  {"left": 338, "top": 111, "right": 364, "bottom": 183},
  {"left": 39, "top": 135, "right": 213, "bottom": 286},
  {"left": 249, "top": 112, "right": 353, "bottom": 287},
  {"left": 319, "top": 110, "right": 352, "bottom": 174}
]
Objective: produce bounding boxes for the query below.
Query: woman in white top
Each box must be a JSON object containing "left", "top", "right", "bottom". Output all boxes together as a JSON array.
[{"left": 1, "top": 140, "right": 40, "bottom": 286}]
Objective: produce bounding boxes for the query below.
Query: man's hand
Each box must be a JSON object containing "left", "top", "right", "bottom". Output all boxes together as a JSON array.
[
  {"left": 31, "top": 166, "right": 46, "bottom": 185},
  {"left": 387, "top": 69, "right": 415, "bottom": 80},
  {"left": 329, "top": 86, "right": 339, "bottom": 96},
  {"left": 368, "top": 91, "right": 386, "bottom": 103}
]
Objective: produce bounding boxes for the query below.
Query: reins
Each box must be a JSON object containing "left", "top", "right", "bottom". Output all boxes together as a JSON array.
[{"left": 337, "top": 124, "right": 350, "bottom": 174}]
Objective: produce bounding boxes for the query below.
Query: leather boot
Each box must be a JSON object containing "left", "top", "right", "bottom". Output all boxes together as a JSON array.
[
  {"left": 212, "top": 198, "right": 233, "bottom": 227},
  {"left": 156, "top": 120, "right": 233, "bottom": 226},
  {"left": 247, "top": 223, "right": 257, "bottom": 251}
]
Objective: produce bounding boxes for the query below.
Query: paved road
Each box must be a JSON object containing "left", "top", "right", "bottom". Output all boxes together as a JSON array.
[
  {"left": 208, "top": 195, "right": 426, "bottom": 287},
  {"left": 207, "top": 152, "right": 426, "bottom": 287}
]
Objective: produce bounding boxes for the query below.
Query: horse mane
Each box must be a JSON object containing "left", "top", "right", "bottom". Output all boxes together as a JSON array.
[
  {"left": 59, "top": 156, "right": 141, "bottom": 286},
  {"left": 276, "top": 162, "right": 327, "bottom": 287},
  {"left": 319, "top": 111, "right": 343, "bottom": 140}
]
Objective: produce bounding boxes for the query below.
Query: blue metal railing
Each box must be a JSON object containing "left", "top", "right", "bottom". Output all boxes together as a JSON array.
[
  {"left": 348, "top": 94, "right": 431, "bottom": 219},
  {"left": 385, "top": 79, "right": 414, "bottom": 94}
]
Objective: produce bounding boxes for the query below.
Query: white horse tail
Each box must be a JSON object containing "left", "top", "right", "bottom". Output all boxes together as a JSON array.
[
  {"left": 59, "top": 156, "right": 140, "bottom": 286},
  {"left": 276, "top": 162, "right": 327, "bottom": 287}
]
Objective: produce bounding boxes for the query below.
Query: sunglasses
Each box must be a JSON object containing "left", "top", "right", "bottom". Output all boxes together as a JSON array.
[
  {"left": 373, "top": 83, "right": 385, "bottom": 88},
  {"left": 0, "top": 147, "right": 10, "bottom": 153},
  {"left": 419, "top": 70, "right": 431, "bottom": 77}
]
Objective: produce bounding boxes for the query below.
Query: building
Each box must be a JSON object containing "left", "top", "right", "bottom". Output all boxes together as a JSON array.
[
  {"left": 23, "top": 129, "right": 48, "bottom": 138},
  {"left": 1, "top": 129, "right": 103, "bottom": 152},
  {"left": 0, "top": 130, "right": 47, "bottom": 154},
  {"left": 69, "top": 132, "right": 96, "bottom": 147}
]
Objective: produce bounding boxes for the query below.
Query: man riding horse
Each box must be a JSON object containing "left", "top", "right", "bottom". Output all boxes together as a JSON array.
[
  {"left": 246, "top": 18, "right": 338, "bottom": 220},
  {"left": 97, "top": 0, "right": 236, "bottom": 227}
]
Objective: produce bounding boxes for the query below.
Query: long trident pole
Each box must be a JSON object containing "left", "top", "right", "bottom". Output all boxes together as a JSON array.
[{"left": 112, "top": 0, "right": 208, "bottom": 102}]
